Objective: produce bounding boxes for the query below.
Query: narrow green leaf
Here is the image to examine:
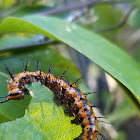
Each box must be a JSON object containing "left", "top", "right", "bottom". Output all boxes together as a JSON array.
[
  {"left": 0, "top": 15, "right": 139, "bottom": 111},
  {"left": 0, "top": 83, "right": 81, "bottom": 140}
]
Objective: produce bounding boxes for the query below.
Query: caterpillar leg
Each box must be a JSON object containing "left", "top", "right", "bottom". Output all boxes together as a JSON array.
[
  {"left": 74, "top": 137, "right": 81, "bottom": 140},
  {"left": 0, "top": 94, "right": 10, "bottom": 103},
  {"left": 74, "top": 133, "right": 83, "bottom": 140},
  {"left": 98, "top": 132, "right": 107, "bottom": 140},
  {"left": 0, "top": 94, "right": 10, "bottom": 98},
  {"left": 71, "top": 117, "right": 82, "bottom": 125},
  {"left": 0, "top": 98, "right": 9, "bottom": 103},
  {"left": 64, "top": 108, "right": 72, "bottom": 114},
  {"left": 54, "top": 96, "right": 64, "bottom": 106}
]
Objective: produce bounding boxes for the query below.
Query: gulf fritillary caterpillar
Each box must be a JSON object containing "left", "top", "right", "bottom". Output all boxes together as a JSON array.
[{"left": 0, "top": 60, "right": 106, "bottom": 140}]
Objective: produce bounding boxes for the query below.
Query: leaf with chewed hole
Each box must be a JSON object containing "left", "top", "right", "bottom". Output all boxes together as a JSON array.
[
  {"left": 0, "top": 47, "right": 80, "bottom": 124},
  {"left": 0, "top": 83, "right": 81, "bottom": 140}
]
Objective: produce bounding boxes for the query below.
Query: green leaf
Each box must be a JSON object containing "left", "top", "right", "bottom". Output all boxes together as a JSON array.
[
  {"left": 0, "top": 83, "right": 81, "bottom": 140},
  {"left": 0, "top": 15, "right": 139, "bottom": 113},
  {"left": 129, "top": 8, "right": 140, "bottom": 28}
]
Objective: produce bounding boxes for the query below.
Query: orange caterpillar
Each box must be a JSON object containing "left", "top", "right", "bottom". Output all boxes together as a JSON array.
[{"left": 0, "top": 60, "right": 106, "bottom": 140}]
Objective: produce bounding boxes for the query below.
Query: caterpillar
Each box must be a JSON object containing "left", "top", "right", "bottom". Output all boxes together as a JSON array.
[{"left": 0, "top": 60, "right": 106, "bottom": 140}]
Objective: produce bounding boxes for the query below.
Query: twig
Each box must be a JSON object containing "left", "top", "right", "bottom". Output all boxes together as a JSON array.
[
  {"left": 39, "top": 0, "right": 129, "bottom": 15},
  {"left": 95, "top": 6, "right": 135, "bottom": 32}
]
